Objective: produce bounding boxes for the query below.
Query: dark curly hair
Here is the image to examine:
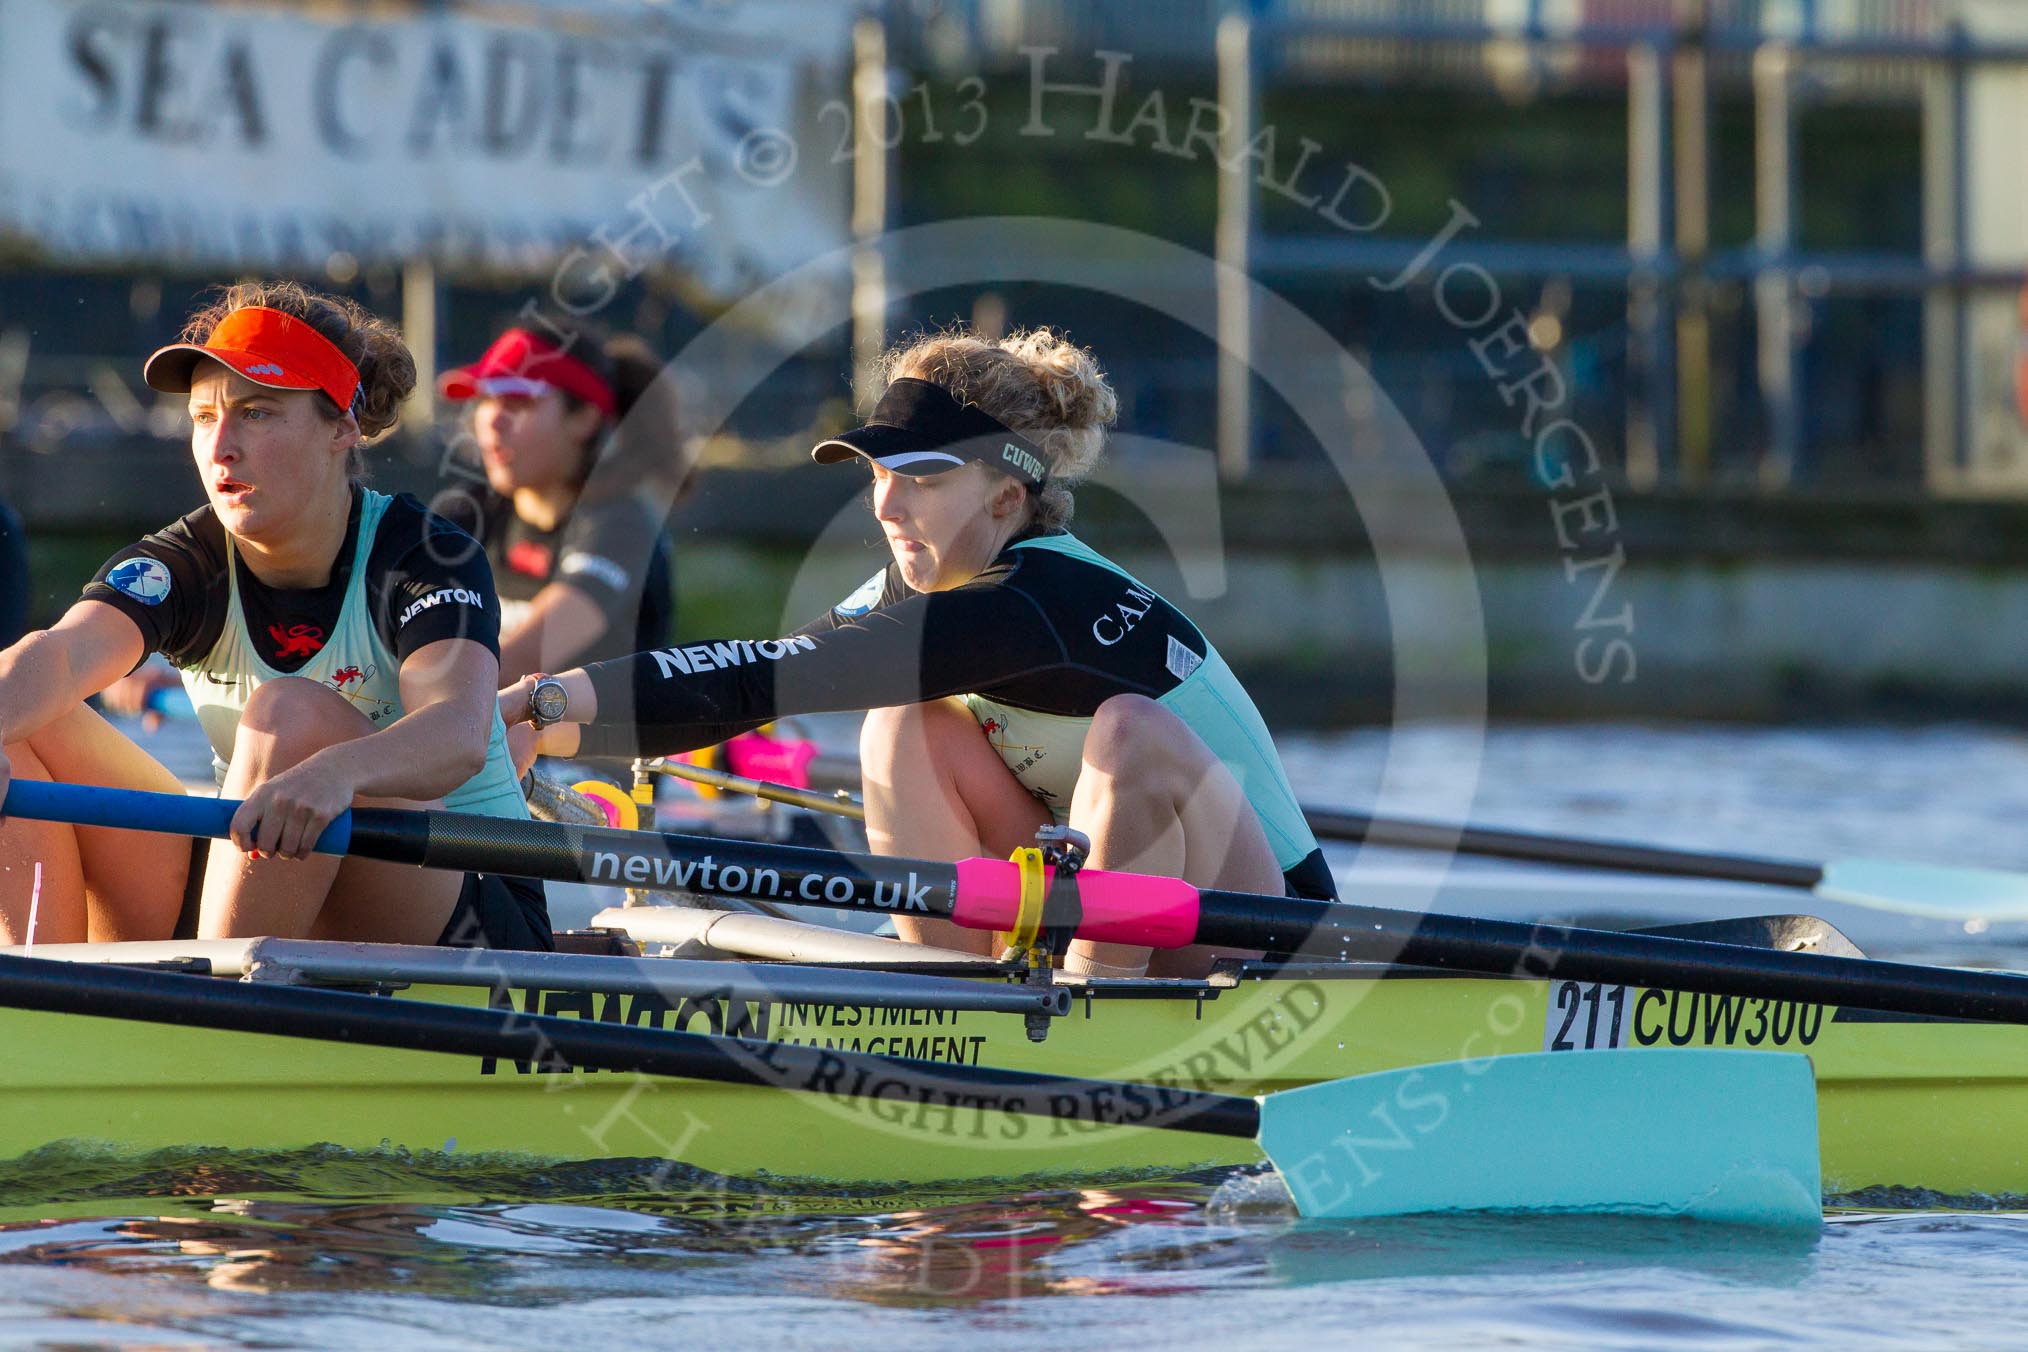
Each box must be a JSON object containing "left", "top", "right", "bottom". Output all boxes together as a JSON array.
[{"left": 179, "top": 282, "right": 417, "bottom": 465}]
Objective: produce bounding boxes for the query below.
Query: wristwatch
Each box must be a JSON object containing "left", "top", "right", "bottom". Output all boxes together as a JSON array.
[{"left": 528, "top": 674, "right": 570, "bottom": 730}]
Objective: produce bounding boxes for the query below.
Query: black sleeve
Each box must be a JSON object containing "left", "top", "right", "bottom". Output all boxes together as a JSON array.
[
  {"left": 368, "top": 500, "right": 503, "bottom": 661},
  {"left": 574, "top": 561, "right": 899, "bottom": 757},
  {"left": 80, "top": 509, "right": 228, "bottom": 667},
  {"left": 574, "top": 570, "right": 1066, "bottom": 758},
  {"left": 552, "top": 491, "right": 665, "bottom": 635},
  {"left": 427, "top": 482, "right": 489, "bottom": 540}
]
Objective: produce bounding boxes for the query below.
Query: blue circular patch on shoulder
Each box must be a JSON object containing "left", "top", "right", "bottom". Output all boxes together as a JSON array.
[{"left": 106, "top": 556, "right": 172, "bottom": 606}]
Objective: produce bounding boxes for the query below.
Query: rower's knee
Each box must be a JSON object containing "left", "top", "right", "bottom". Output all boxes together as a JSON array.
[
  {"left": 859, "top": 703, "right": 908, "bottom": 778},
  {"left": 234, "top": 677, "right": 375, "bottom": 769},
  {"left": 860, "top": 699, "right": 975, "bottom": 782},
  {"left": 1082, "top": 695, "right": 1203, "bottom": 790}
]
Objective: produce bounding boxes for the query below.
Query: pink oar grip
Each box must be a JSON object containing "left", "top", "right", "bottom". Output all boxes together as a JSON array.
[{"left": 951, "top": 858, "right": 1202, "bottom": 949}]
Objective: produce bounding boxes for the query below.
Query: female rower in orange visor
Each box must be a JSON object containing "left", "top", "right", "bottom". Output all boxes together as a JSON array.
[{"left": 0, "top": 282, "right": 549, "bottom": 950}]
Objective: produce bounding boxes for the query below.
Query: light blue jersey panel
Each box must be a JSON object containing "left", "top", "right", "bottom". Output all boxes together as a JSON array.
[{"left": 179, "top": 489, "right": 529, "bottom": 819}]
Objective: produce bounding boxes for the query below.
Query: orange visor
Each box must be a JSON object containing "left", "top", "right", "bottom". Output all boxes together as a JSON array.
[{"left": 143, "top": 307, "right": 363, "bottom": 413}]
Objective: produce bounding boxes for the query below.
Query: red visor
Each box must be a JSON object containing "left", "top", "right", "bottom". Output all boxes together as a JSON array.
[
  {"left": 143, "top": 307, "right": 362, "bottom": 412},
  {"left": 436, "top": 328, "right": 617, "bottom": 418}
]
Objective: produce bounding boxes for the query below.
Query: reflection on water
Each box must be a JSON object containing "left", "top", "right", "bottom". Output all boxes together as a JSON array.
[
  {"left": 0, "top": 1161, "right": 1830, "bottom": 1312},
  {"left": 10, "top": 1140, "right": 2028, "bottom": 1346},
  {"left": 9, "top": 1205, "right": 446, "bottom": 1297},
  {"left": 0, "top": 1151, "right": 1245, "bottom": 1308},
  {"left": 820, "top": 1185, "right": 1227, "bottom": 1305},
  {"left": 1261, "top": 1213, "right": 1820, "bottom": 1288}
]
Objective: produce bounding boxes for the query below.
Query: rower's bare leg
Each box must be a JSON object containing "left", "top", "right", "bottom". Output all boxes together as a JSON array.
[
  {"left": 0, "top": 742, "right": 87, "bottom": 944},
  {"left": 0, "top": 704, "right": 192, "bottom": 943},
  {"left": 1068, "top": 695, "right": 1279, "bottom": 979},
  {"left": 860, "top": 698, "right": 1050, "bottom": 955},
  {"left": 200, "top": 677, "right": 462, "bottom": 944}
]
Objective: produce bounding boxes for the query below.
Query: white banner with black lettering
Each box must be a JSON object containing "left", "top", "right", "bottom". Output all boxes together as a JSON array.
[{"left": 0, "top": 0, "right": 852, "bottom": 299}]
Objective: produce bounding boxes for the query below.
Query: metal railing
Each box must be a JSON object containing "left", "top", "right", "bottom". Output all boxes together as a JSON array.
[{"left": 1202, "top": 0, "right": 2028, "bottom": 489}]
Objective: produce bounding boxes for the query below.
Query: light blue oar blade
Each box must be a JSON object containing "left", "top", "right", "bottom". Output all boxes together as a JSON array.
[
  {"left": 1256, "top": 1049, "right": 1820, "bottom": 1229},
  {"left": 1818, "top": 857, "right": 2028, "bottom": 921}
]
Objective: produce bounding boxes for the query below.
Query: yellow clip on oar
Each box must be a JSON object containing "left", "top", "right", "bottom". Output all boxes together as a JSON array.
[{"left": 995, "top": 845, "right": 1049, "bottom": 958}]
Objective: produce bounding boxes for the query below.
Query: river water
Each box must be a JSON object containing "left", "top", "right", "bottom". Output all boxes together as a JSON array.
[{"left": 7, "top": 719, "right": 2028, "bottom": 1349}]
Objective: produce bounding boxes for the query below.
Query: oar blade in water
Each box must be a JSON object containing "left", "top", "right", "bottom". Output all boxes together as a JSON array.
[
  {"left": 1256, "top": 1049, "right": 1821, "bottom": 1228},
  {"left": 1818, "top": 858, "right": 2028, "bottom": 921}
]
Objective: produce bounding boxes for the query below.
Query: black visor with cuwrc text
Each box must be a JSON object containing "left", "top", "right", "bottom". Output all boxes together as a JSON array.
[{"left": 811, "top": 378, "right": 1050, "bottom": 491}]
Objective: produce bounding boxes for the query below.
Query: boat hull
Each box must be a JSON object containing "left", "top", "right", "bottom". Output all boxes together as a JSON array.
[{"left": 6, "top": 968, "right": 2025, "bottom": 1198}]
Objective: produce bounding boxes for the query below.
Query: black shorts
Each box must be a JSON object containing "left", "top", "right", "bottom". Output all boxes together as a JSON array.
[
  {"left": 437, "top": 872, "right": 554, "bottom": 951},
  {"left": 1283, "top": 847, "right": 1338, "bottom": 901},
  {"left": 174, "top": 839, "right": 552, "bottom": 951}
]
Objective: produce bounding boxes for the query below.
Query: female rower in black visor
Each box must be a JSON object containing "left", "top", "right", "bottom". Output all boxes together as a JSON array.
[{"left": 501, "top": 328, "right": 1332, "bottom": 977}]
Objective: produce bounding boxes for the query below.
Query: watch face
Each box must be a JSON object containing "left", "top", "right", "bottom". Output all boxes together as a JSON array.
[{"left": 531, "top": 680, "right": 568, "bottom": 724}]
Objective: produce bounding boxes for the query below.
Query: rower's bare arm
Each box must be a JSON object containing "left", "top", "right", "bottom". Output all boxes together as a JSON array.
[
  {"left": 497, "top": 669, "right": 600, "bottom": 729},
  {"left": 0, "top": 601, "right": 147, "bottom": 741},
  {"left": 496, "top": 582, "right": 607, "bottom": 685},
  {"left": 311, "top": 637, "right": 501, "bottom": 802},
  {"left": 533, "top": 723, "right": 582, "bottom": 758},
  {"left": 232, "top": 639, "right": 503, "bottom": 856},
  {"left": 376, "top": 636, "right": 499, "bottom": 795},
  {"left": 501, "top": 719, "right": 582, "bottom": 779}
]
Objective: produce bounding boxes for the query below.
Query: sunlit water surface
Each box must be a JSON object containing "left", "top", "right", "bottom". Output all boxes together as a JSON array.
[{"left": 9, "top": 719, "right": 2028, "bottom": 1349}]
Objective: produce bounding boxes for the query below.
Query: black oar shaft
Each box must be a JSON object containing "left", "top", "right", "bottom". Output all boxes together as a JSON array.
[
  {"left": 0, "top": 953, "right": 1261, "bottom": 1139},
  {"left": 1192, "top": 889, "right": 2028, "bottom": 1024},
  {"left": 1303, "top": 807, "right": 1825, "bottom": 889},
  {"left": 20, "top": 782, "right": 2028, "bottom": 1031},
  {"left": 347, "top": 807, "right": 966, "bottom": 922},
  {"left": 291, "top": 807, "right": 2028, "bottom": 1027}
]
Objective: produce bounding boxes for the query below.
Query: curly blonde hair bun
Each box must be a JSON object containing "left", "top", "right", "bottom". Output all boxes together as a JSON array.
[{"left": 879, "top": 326, "right": 1117, "bottom": 530}]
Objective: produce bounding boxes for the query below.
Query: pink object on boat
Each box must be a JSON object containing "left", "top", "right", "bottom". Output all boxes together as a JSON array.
[
  {"left": 951, "top": 858, "right": 1200, "bottom": 949},
  {"left": 722, "top": 730, "right": 819, "bottom": 789}
]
